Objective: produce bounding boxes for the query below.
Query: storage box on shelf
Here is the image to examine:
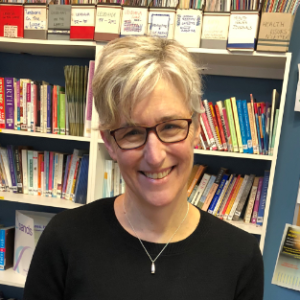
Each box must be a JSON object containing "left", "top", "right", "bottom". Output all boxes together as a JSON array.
[{"left": 0, "top": 39, "right": 291, "bottom": 289}]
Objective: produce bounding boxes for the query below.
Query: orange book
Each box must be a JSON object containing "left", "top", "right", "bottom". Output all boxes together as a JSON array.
[
  {"left": 224, "top": 177, "right": 244, "bottom": 219},
  {"left": 221, "top": 174, "right": 241, "bottom": 217},
  {"left": 187, "top": 165, "right": 207, "bottom": 197},
  {"left": 37, "top": 153, "right": 43, "bottom": 196}
]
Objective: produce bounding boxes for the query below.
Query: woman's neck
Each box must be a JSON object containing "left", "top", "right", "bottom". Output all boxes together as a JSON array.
[{"left": 114, "top": 193, "right": 200, "bottom": 244}]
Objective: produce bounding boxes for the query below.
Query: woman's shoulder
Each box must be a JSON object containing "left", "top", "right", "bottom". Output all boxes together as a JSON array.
[{"left": 45, "top": 197, "right": 116, "bottom": 234}]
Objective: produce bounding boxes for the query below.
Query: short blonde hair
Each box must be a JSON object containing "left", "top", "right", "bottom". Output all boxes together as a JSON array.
[{"left": 92, "top": 36, "right": 203, "bottom": 131}]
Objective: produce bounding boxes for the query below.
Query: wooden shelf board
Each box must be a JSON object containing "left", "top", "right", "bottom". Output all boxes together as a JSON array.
[
  {"left": 0, "top": 192, "right": 83, "bottom": 209},
  {"left": 0, "top": 37, "right": 95, "bottom": 58},
  {"left": 0, "top": 268, "right": 26, "bottom": 288},
  {"left": 225, "top": 219, "right": 263, "bottom": 235},
  {"left": 194, "top": 149, "right": 273, "bottom": 160},
  {"left": 0, "top": 129, "right": 91, "bottom": 142}
]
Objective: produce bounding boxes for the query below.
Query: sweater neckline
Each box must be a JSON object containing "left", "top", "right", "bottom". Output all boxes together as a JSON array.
[{"left": 106, "top": 196, "right": 211, "bottom": 256}]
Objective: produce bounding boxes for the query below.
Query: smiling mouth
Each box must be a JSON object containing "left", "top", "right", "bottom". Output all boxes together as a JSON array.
[{"left": 140, "top": 167, "right": 174, "bottom": 179}]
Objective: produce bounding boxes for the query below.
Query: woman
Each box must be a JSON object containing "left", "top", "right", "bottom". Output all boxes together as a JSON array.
[{"left": 23, "top": 37, "right": 263, "bottom": 300}]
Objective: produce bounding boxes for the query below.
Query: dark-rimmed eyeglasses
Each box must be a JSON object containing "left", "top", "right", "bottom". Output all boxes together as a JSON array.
[{"left": 110, "top": 118, "right": 193, "bottom": 150}]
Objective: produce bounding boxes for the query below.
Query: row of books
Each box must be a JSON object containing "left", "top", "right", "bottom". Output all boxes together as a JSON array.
[
  {"left": 196, "top": 92, "right": 280, "bottom": 155},
  {"left": 0, "top": 147, "right": 89, "bottom": 204},
  {"left": 0, "top": 3, "right": 295, "bottom": 52},
  {"left": 187, "top": 165, "right": 270, "bottom": 225},
  {"left": 103, "top": 160, "right": 125, "bottom": 198},
  {"left": 262, "top": 0, "right": 300, "bottom": 12},
  {"left": 0, "top": 61, "right": 94, "bottom": 138}
]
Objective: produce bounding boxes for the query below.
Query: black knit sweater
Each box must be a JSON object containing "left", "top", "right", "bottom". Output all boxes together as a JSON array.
[{"left": 23, "top": 197, "right": 264, "bottom": 300}]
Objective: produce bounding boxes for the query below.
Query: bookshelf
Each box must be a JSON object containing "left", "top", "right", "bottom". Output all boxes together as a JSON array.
[{"left": 0, "top": 39, "right": 292, "bottom": 288}]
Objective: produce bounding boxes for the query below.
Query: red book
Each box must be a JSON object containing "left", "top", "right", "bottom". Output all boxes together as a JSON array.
[
  {"left": 0, "top": 4, "right": 24, "bottom": 38},
  {"left": 70, "top": 6, "right": 95, "bottom": 41},
  {"left": 214, "top": 104, "right": 227, "bottom": 151},
  {"left": 0, "top": 78, "right": 5, "bottom": 129}
]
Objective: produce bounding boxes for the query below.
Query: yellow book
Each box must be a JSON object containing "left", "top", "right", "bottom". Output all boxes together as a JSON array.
[
  {"left": 247, "top": 103, "right": 259, "bottom": 154},
  {"left": 224, "top": 177, "right": 244, "bottom": 219},
  {"left": 230, "top": 97, "right": 243, "bottom": 153}
]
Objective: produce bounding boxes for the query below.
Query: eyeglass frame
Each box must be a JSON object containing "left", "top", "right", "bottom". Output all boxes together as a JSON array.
[{"left": 109, "top": 118, "right": 193, "bottom": 150}]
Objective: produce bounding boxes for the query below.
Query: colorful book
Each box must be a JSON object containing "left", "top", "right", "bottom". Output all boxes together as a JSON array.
[
  {"left": 192, "top": 173, "right": 211, "bottom": 206},
  {"left": 224, "top": 99, "right": 238, "bottom": 152},
  {"left": 256, "top": 170, "right": 270, "bottom": 226},
  {"left": 4, "top": 77, "right": 14, "bottom": 130},
  {"left": 244, "top": 177, "right": 259, "bottom": 223},
  {"left": 214, "top": 104, "right": 227, "bottom": 151},
  {"left": 0, "top": 78, "right": 5, "bottom": 129},
  {"left": 198, "top": 175, "right": 216, "bottom": 209},
  {"left": 242, "top": 100, "right": 253, "bottom": 154},
  {"left": 187, "top": 165, "right": 207, "bottom": 197},
  {"left": 247, "top": 100, "right": 259, "bottom": 154},
  {"left": 251, "top": 177, "right": 264, "bottom": 224},
  {"left": 230, "top": 97, "right": 244, "bottom": 153},
  {"left": 236, "top": 100, "right": 248, "bottom": 153},
  {"left": 0, "top": 226, "right": 15, "bottom": 270}
]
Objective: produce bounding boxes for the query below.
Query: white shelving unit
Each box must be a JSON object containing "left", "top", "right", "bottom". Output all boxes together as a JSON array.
[{"left": 0, "top": 38, "right": 291, "bottom": 288}]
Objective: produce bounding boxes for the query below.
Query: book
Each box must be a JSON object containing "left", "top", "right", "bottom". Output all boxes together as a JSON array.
[
  {"left": 270, "top": 109, "right": 280, "bottom": 155},
  {"left": 48, "top": 5, "right": 71, "bottom": 40},
  {"left": 242, "top": 100, "right": 253, "bottom": 154},
  {"left": 0, "top": 226, "right": 15, "bottom": 270},
  {"left": 251, "top": 177, "right": 264, "bottom": 224},
  {"left": 0, "top": 78, "right": 4, "bottom": 129},
  {"left": 236, "top": 100, "right": 248, "bottom": 153},
  {"left": 214, "top": 104, "right": 227, "bottom": 151},
  {"left": 198, "top": 175, "right": 216, "bottom": 209},
  {"left": 224, "top": 99, "right": 238, "bottom": 152},
  {"left": 244, "top": 176, "right": 259, "bottom": 223},
  {"left": 192, "top": 173, "right": 211, "bottom": 206},
  {"left": 0, "top": 4, "right": 24, "bottom": 38},
  {"left": 213, "top": 175, "right": 233, "bottom": 216},
  {"left": 187, "top": 165, "right": 207, "bottom": 197},
  {"left": 4, "top": 77, "right": 14, "bottom": 130},
  {"left": 209, "top": 102, "right": 223, "bottom": 150},
  {"left": 200, "top": 102, "right": 217, "bottom": 150},
  {"left": 247, "top": 101, "right": 259, "bottom": 154},
  {"left": 73, "top": 154, "right": 89, "bottom": 204},
  {"left": 231, "top": 97, "right": 244, "bottom": 153},
  {"left": 256, "top": 170, "right": 270, "bottom": 226}
]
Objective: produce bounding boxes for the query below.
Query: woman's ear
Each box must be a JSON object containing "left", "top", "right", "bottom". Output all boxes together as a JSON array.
[{"left": 101, "top": 130, "right": 118, "bottom": 161}]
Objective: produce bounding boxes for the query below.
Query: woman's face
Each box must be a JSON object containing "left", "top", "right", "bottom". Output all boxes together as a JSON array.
[{"left": 103, "top": 79, "right": 200, "bottom": 207}]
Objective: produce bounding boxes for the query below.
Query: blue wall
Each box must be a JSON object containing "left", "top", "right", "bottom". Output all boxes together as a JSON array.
[{"left": 1, "top": 18, "right": 300, "bottom": 298}]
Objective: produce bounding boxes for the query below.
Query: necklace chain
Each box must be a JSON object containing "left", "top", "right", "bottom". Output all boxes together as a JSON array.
[{"left": 123, "top": 200, "right": 189, "bottom": 274}]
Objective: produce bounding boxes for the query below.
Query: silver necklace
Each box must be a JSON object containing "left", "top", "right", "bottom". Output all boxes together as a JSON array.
[{"left": 123, "top": 200, "right": 189, "bottom": 274}]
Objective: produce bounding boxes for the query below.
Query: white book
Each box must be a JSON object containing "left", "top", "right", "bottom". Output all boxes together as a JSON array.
[
  {"left": 21, "top": 149, "right": 28, "bottom": 195},
  {"left": 65, "top": 149, "right": 86, "bottom": 200},
  {"left": 33, "top": 151, "right": 38, "bottom": 196},
  {"left": 227, "top": 175, "right": 249, "bottom": 221},
  {"left": 269, "top": 89, "right": 280, "bottom": 156},
  {"left": 114, "top": 162, "right": 120, "bottom": 196},
  {"left": 0, "top": 148, "right": 12, "bottom": 192},
  {"left": 52, "top": 153, "right": 59, "bottom": 198},
  {"left": 192, "top": 173, "right": 211, "bottom": 206}
]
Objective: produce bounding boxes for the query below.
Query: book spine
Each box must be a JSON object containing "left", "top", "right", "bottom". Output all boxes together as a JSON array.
[
  {"left": 236, "top": 100, "right": 248, "bottom": 153},
  {"left": 251, "top": 177, "right": 264, "bottom": 224},
  {"left": 247, "top": 102, "right": 259, "bottom": 154},
  {"left": 0, "top": 78, "right": 5, "bottom": 129},
  {"left": 253, "top": 103, "right": 262, "bottom": 154},
  {"left": 199, "top": 116, "right": 211, "bottom": 148},
  {"left": 192, "top": 173, "right": 210, "bottom": 206},
  {"left": 265, "top": 104, "right": 271, "bottom": 154},
  {"left": 40, "top": 84, "right": 44, "bottom": 133},
  {"left": 47, "top": 86, "right": 51, "bottom": 134},
  {"left": 14, "top": 148, "right": 23, "bottom": 193},
  {"left": 41, "top": 154, "right": 44, "bottom": 196},
  {"left": 224, "top": 99, "right": 238, "bottom": 152},
  {"left": 0, "top": 229, "right": 5, "bottom": 270},
  {"left": 52, "top": 153, "right": 59, "bottom": 198},
  {"left": 208, "top": 174, "right": 229, "bottom": 214},
  {"left": 228, "top": 175, "right": 249, "bottom": 221},
  {"left": 224, "top": 176, "right": 243, "bottom": 220},
  {"left": 43, "top": 85, "right": 47, "bottom": 134},
  {"left": 49, "top": 152, "right": 54, "bottom": 197},
  {"left": 214, "top": 104, "right": 227, "bottom": 151},
  {"left": 213, "top": 176, "right": 231, "bottom": 216},
  {"left": 204, "top": 100, "right": 222, "bottom": 150},
  {"left": 62, "top": 155, "right": 71, "bottom": 199},
  {"left": 32, "top": 83, "right": 37, "bottom": 132},
  {"left": 231, "top": 97, "right": 243, "bottom": 153},
  {"left": 65, "top": 150, "right": 80, "bottom": 200},
  {"left": 56, "top": 154, "right": 64, "bottom": 199},
  {"left": 59, "top": 93, "right": 66, "bottom": 135},
  {"left": 250, "top": 95, "right": 259, "bottom": 154},
  {"left": 36, "top": 83, "right": 41, "bottom": 132},
  {"left": 14, "top": 80, "right": 17, "bottom": 130},
  {"left": 220, "top": 175, "right": 239, "bottom": 218},
  {"left": 22, "top": 82, "right": 28, "bottom": 131},
  {"left": 242, "top": 100, "right": 253, "bottom": 154},
  {"left": 65, "top": 94, "right": 69, "bottom": 135},
  {"left": 209, "top": 102, "right": 223, "bottom": 150},
  {"left": 4, "top": 78, "right": 14, "bottom": 130},
  {"left": 244, "top": 177, "right": 259, "bottom": 223},
  {"left": 16, "top": 80, "right": 20, "bottom": 130},
  {"left": 27, "top": 82, "right": 31, "bottom": 132},
  {"left": 200, "top": 112, "right": 217, "bottom": 150},
  {"left": 27, "top": 150, "right": 34, "bottom": 195},
  {"left": 57, "top": 86, "right": 60, "bottom": 135},
  {"left": 198, "top": 175, "right": 216, "bottom": 209},
  {"left": 221, "top": 106, "right": 233, "bottom": 152},
  {"left": 187, "top": 165, "right": 206, "bottom": 197},
  {"left": 257, "top": 103, "right": 265, "bottom": 154},
  {"left": 21, "top": 149, "right": 28, "bottom": 195},
  {"left": 70, "top": 159, "right": 81, "bottom": 201},
  {"left": 44, "top": 151, "right": 49, "bottom": 197},
  {"left": 84, "top": 60, "right": 95, "bottom": 138},
  {"left": 7, "top": 146, "right": 17, "bottom": 193},
  {"left": 38, "top": 153, "right": 42, "bottom": 196},
  {"left": 52, "top": 85, "right": 58, "bottom": 134},
  {"left": 33, "top": 151, "right": 38, "bottom": 195},
  {"left": 256, "top": 171, "right": 270, "bottom": 226},
  {"left": 270, "top": 109, "right": 279, "bottom": 155}
]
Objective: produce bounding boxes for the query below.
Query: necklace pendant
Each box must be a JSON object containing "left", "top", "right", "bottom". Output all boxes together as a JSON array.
[{"left": 151, "top": 262, "right": 155, "bottom": 274}]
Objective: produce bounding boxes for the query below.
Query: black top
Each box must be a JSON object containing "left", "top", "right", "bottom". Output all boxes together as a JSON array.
[{"left": 23, "top": 197, "right": 264, "bottom": 300}]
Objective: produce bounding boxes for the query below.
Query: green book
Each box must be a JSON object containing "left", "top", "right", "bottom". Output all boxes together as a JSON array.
[
  {"left": 224, "top": 99, "right": 239, "bottom": 152},
  {"left": 230, "top": 97, "right": 243, "bottom": 153},
  {"left": 270, "top": 109, "right": 279, "bottom": 155},
  {"left": 60, "top": 93, "right": 66, "bottom": 135}
]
